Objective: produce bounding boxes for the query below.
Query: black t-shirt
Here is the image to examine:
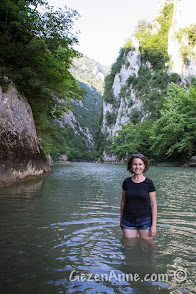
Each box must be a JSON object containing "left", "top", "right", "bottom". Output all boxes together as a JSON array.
[{"left": 122, "top": 177, "right": 156, "bottom": 218}]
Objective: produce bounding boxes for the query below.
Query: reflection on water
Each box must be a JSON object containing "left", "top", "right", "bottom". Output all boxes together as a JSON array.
[{"left": 0, "top": 163, "right": 195, "bottom": 294}]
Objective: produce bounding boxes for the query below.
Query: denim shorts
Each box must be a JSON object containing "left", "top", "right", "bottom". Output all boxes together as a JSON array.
[{"left": 121, "top": 215, "right": 152, "bottom": 230}]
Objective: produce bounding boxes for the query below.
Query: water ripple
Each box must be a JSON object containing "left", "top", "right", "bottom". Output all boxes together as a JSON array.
[{"left": 0, "top": 163, "right": 195, "bottom": 294}]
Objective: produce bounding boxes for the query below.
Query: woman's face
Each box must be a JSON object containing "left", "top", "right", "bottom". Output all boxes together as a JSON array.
[{"left": 131, "top": 158, "right": 145, "bottom": 175}]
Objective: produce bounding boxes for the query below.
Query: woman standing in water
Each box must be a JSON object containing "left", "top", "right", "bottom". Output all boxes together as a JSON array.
[{"left": 120, "top": 154, "right": 157, "bottom": 239}]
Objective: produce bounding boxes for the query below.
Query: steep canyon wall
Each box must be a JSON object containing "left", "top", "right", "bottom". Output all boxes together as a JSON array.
[{"left": 101, "top": 0, "right": 196, "bottom": 162}]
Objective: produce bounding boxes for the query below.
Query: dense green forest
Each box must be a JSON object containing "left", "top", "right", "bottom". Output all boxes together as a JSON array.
[
  {"left": 99, "top": 1, "right": 196, "bottom": 164},
  {"left": 0, "top": 0, "right": 85, "bottom": 120},
  {"left": 70, "top": 55, "right": 109, "bottom": 94}
]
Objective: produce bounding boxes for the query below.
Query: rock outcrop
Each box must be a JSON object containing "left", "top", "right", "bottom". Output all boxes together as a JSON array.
[
  {"left": 101, "top": 46, "right": 142, "bottom": 138},
  {"left": 0, "top": 83, "right": 50, "bottom": 187},
  {"left": 183, "top": 156, "right": 196, "bottom": 167},
  {"left": 60, "top": 106, "right": 95, "bottom": 150},
  {"left": 59, "top": 154, "right": 69, "bottom": 163},
  {"left": 167, "top": 0, "right": 196, "bottom": 77}
]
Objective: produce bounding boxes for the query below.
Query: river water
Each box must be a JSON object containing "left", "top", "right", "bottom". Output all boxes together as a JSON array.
[{"left": 0, "top": 162, "right": 195, "bottom": 294}]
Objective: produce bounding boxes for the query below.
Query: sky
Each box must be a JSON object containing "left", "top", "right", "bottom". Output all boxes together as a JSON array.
[{"left": 47, "top": 0, "right": 161, "bottom": 66}]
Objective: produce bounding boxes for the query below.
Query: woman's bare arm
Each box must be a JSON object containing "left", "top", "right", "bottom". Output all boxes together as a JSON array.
[
  {"left": 149, "top": 191, "right": 157, "bottom": 237},
  {"left": 120, "top": 190, "right": 126, "bottom": 229}
]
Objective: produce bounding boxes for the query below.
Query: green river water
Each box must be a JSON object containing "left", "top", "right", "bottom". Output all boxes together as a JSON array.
[{"left": 0, "top": 162, "right": 195, "bottom": 294}]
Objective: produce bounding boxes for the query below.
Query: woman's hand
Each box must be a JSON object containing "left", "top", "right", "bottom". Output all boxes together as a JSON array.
[
  {"left": 148, "top": 225, "right": 156, "bottom": 237},
  {"left": 120, "top": 220, "right": 123, "bottom": 230}
]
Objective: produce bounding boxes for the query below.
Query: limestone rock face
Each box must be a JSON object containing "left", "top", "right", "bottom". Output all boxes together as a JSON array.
[
  {"left": 0, "top": 83, "right": 50, "bottom": 187},
  {"left": 102, "top": 150, "right": 119, "bottom": 163},
  {"left": 167, "top": 0, "right": 196, "bottom": 77},
  {"left": 60, "top": 107, "right": 95, "bottom": 149},
  {"left": 59, "top": 154, "right": 68, "bottom": 162},
  {"left": 189, "top": 156, "right": 196, "bottom": 167},
  {"left": 101, "top": 43, "right": 142, "bottom": 139},
  {"left": 183, "top": 155, "right": 196, "bottom": 167},
  {"left": 112, "top": 48, "right": 141, "bottom": 98}
]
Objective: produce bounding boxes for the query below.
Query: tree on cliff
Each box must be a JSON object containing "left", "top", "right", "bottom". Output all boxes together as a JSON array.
[
  {"left": 0, "top": 0, "right": 85, "bottom": 121},
  {"left": 107, "top": 120, "right": 152, "bottom": 160}
]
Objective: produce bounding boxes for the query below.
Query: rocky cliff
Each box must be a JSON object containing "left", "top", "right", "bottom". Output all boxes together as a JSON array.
[
  {"left": 167, "top": 0, "right": 196, "bottom": 77},
  {"left": 58, "top": 56, "right": 110, "bottom": 156},
  {"left": 0, "top": 82, "right": 50, "bottom": 187},
  {"left": 102, "top": 37, "right": 141, "bottom": 138},
  {"left": 59, "top": 82, "right": 102, "bottom": 151},
  {"left": 71, "top": 55, "right": 110, "bottom": 94},
  {"left": 101, "top": 0, "right": 196, "bottom": 162}
]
